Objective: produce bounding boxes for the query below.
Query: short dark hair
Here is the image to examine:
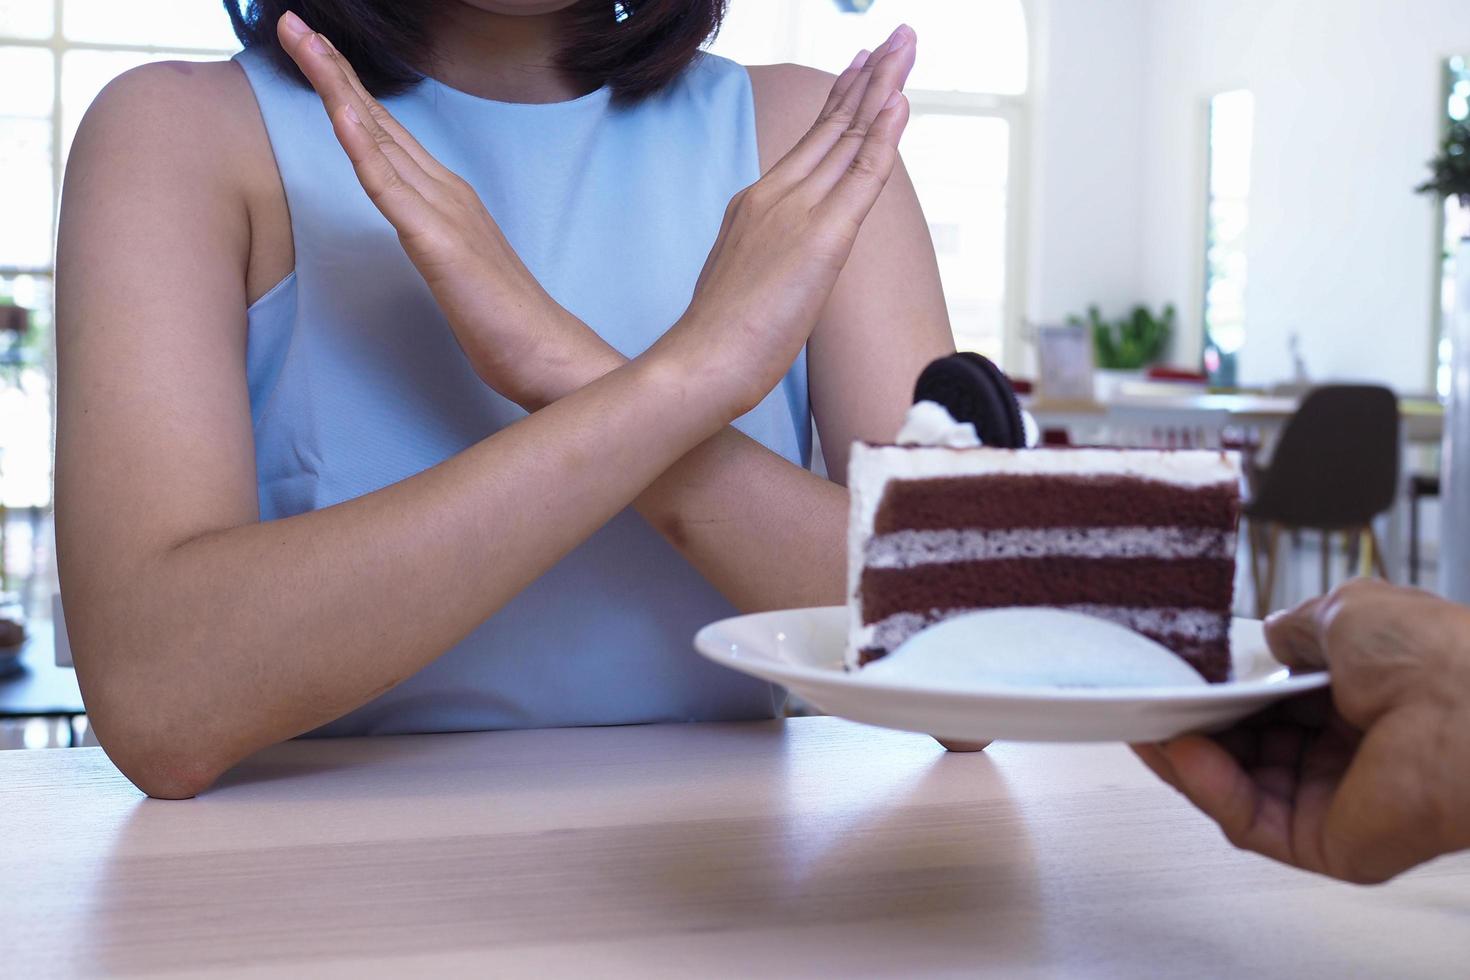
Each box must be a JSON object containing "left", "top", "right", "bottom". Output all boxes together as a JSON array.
[{"left": 224, "top": 1, "right": 728, "bottom": 103}]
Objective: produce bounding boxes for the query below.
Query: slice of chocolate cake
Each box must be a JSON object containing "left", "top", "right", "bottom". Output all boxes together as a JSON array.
[{"left": 847, "top": 445, "right": 1242, "bottom": 683}]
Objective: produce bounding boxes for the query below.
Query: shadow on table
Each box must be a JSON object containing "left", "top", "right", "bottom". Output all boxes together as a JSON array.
[{"left": 76, "top": 727, "right": 1041, "bottom": 974}]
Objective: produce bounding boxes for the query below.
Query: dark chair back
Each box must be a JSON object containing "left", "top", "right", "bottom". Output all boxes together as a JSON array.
[{"left": 1246, "top": 385, "right": 1400, "bottom": 529}]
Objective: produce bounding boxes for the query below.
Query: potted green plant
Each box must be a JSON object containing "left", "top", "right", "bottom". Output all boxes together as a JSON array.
[
  {"left": 1416, "top": 117, "right": 1470, "bottom": 214},
  {"left": 1068, "top": 304, "right": 1175, "bottom": 399}
]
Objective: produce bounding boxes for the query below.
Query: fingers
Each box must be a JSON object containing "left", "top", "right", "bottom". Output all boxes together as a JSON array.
[
  {"left": 320, "top": 104, "right": 432, "bottom": 236},
  {"left": 824, "top": 48, "right": 873, "bottom": 117},
  {"left": 1317, "top": 724, "right": 1443, "bottom": 884},
  {"left": 292, "top": 18, "right": 451, "bottom": 182},
  {"left": 816, "top": 92, "right": 910, "bottom": 224},
  {"left": 1154, "top": 735, "right": 1299, "bottom": 868},
  {"left": 1130, "top": 744, "right": 1180, "bottom": 790},
  {"left": 769, "top": 25, "right": 914, "bottom": 184},
  {"left": 277, "top": 11, "right": 436, "bottom": 233},
  {"left": 1263, "top": 595, "right": 1329, "bottom": 672},
  {"left": 805, "top": 29, "right": 917, "bottom": 198}
]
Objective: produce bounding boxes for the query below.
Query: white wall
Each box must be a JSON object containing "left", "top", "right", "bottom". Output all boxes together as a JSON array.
[
  {"left": 1136, "top": 0, "right": 1470, "bottom": 391},
  {"left": 1024, "top": 0, "right": 1152, "bottom": 359}
]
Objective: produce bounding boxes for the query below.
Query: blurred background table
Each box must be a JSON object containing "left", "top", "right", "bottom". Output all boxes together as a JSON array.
[
  {"left": 4, "top": 717, "right": 1467, "bottom": 977},
  {"left": 0, "top": 621, "right": 85, "bottom": 746},
  {"left": 1027, "top": 391, "right": 1444, "bottom": 448},
  {"left": 1028, "top": 390, "right": 1447, "bottom": 607}
]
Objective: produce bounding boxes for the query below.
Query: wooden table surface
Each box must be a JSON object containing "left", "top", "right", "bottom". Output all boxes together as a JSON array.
[{"left": 5, "top": 717, "right": 1468, "bottom": 977}]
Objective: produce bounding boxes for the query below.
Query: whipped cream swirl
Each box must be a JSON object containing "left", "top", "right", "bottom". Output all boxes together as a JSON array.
[
  {"left": 894, "top": 400, "right": 1041, "bottom": 449},
  {"left": 895, "top": 401, "right": 983, "bottom": 448}
]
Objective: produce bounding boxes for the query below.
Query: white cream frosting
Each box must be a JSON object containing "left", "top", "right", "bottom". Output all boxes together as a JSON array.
[
  {"left": 857, "top": 609, "right": 1209, "bottom": 691},
  {"left": 864, "top": 526, "right": 1237, "bottom": 568},
  {"left": 896, "top": 401, "right": 983, "bottom": 448},
  {"left": 857, "top": 605, "right": 1229, "bottom": 656},
  {"left": 893, "top": 400, "right": 1041, "bottom": 450}
]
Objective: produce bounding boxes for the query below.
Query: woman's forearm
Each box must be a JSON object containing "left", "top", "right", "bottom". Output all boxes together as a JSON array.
[
  {"left": 530, "top": 316, "right": 847, "bottom": 612},
  {"left": 635, "top": 428, "right": 847, "bottom": 611},
  {"left": 73, "top": 354, "right": 726, "bottom": 797},
  {"left": 66, "top": 24, "right": 916, "bottom": 799}
]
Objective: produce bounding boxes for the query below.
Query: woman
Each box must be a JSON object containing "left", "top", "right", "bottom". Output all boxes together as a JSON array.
[{"left": 54, "top": 1, "right": 952, "bottom": 798}]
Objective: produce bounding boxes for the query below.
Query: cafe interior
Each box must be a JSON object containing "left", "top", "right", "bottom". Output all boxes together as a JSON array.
[{"left": 2, "top": 0, "right": 1469, "bottom": 975}]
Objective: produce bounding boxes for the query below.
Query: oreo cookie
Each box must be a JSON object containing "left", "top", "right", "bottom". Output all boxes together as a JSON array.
[{"left": 913, "top": 352, "right": 1027, "bottom": 449}]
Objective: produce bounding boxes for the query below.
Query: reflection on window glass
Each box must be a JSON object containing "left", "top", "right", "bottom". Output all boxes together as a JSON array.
[
  {"left": 61, "top": 49, "right": 223, "bottom": 164},
  {"left": 0, "top": 118, "right": 52, "bottom": 268},
  {"left": 710, "top": 0, "right": 1028, "bottom": 93},
  {"left": 1439, "top": 56, "right": 1470, "bottom": 399},
  {"left": 1203, "top": 90, "right": 1254, "bottom": 387},
  {"left": 0, "top": 2, "right": 240, "bottom": 510},
  {"left": 63, "top": 0, "right": 239, "bottom": 50},
  {"left": 0, "top": 47, "right": 55, "bottom": 269},
  {"left": 905, "top": 114, "right": 1010, "bottom": 359},
  {"left": 1, "top": 274, "right": 54, "bottom": 508},
  {"left": 708, "top": 0, "right": 1028, "bottom": 364},
  {"left": 0, "top": 0, "right": 53, "bottom": 39},
  {"left": 0, "top": 46, "right": 54, "bottom": 117}
]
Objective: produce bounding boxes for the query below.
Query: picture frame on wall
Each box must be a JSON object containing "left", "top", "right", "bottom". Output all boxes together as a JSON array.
[{"left": 1035, "top": 324, "right": 1096, "bottom": 405}]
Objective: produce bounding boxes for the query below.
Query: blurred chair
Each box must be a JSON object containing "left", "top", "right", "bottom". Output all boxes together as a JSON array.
[
  {"left": 1408, "top": 473, "right": 1440, "bottom": 586},
  {"left": 1245, "top": 385, "right": 1400, "bottom": 617}
]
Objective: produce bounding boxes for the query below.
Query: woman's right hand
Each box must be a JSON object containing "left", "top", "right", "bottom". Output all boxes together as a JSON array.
[
  {"left": 655, "top": 26, "right": 917, "bottom": 418},
  {"left": 276, "top": 11, "right": 622, "bottom": 410}
]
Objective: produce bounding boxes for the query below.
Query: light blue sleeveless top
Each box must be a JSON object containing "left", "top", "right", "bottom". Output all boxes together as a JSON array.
[{"left": 235, "top": 47, "right": 807, "bottom": 737}]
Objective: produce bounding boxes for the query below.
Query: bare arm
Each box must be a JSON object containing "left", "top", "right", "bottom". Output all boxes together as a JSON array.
[
  {"left": 631, "top": 62, "right": 954, "bottom": 607},
  {"left": 57, "top": 36, "right": 911, "bottom": 798},
  {"left": 276, "top": 22, "right": 927, "bottom": 615}
]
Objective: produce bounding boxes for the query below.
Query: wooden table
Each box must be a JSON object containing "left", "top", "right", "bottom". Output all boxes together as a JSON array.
[{"left": 4, "top": 718, "right": 1467, "bottom": 977}]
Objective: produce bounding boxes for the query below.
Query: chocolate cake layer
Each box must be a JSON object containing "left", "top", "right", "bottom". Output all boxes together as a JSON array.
[
  {"left": 859, "top": 557, "right": 1236, "bottom": 625},
  {"left": 873, "top": 476, "right": 1240, "bottom": 534},
  {"left": 846, "top": 446, "right": 1242, "bottom": 683}
]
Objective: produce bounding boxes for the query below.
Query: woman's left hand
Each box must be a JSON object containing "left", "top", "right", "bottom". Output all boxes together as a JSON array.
[{"left": 277, "top": 11, "right": 619, "bottom": 409}]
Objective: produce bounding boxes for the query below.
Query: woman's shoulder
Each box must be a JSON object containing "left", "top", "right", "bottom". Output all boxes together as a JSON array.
[
  {"left": 69, "top": 58, "right": 291, "bottom": 302},
  {"left": 71, "top": 59, "right": 270, "bottom": 200},
  {"left": 78, "top": 59, "right": 260, "bottom": 152},
  {"left": 743, "top": 63, "right": 836, "bottom": 173}
]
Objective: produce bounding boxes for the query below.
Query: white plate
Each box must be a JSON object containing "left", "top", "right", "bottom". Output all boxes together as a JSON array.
[{"left": 694, "top": 607, "right": 1329, "bottom": 743}]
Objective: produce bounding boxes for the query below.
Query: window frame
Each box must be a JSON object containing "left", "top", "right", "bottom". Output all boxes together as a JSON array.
[
  {"left": 709, "top": 1, "right": 1033, "bottom": 370},
  {"left": 906, "top": 88, "right": 1030, "bottom": 371},
  {"left": 0, "top": 1, "right": 239, "bottom": 507},
  {"left": 1199, "top": 88, "right": 1255, "bottom": 387},
  {"left": 3, "top": 2, "right": 1038, "bottom": 508}
]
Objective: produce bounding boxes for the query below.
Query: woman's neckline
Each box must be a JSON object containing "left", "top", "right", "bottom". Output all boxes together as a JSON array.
[{"left": 419, "top": 72, "right": 612, "bottom": 111}]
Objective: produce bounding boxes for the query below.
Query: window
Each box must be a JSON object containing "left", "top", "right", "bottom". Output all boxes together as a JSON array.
[
  {"left": 1201, "top": 90, "right": 1254, "bottom": 387},
  {"left": 0, "top": 1, "right": 240, "bottom": 508},
  {"left": 706, "top": 0, "right": 1030, "bottom": 365},
  {"left": 1436, "top": 56, "right": 1470, "bottom": 400}
]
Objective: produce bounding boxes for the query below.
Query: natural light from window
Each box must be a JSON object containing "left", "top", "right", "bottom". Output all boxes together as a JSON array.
[
  {"left": 0, "top": 0, "right": 239, "bottom": 508},
  {"left": 1439, "top": 56, "right": 1470, "bottom": 400},
  {"left": 1202, "top": 89, "right": 1254, "bottom": 387},
  {"left": 1, "top": 1, "right": 1033, "bottom": 508},
  {"left": 708, "top": 0, "right": 1030, "bottom": 365}
]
